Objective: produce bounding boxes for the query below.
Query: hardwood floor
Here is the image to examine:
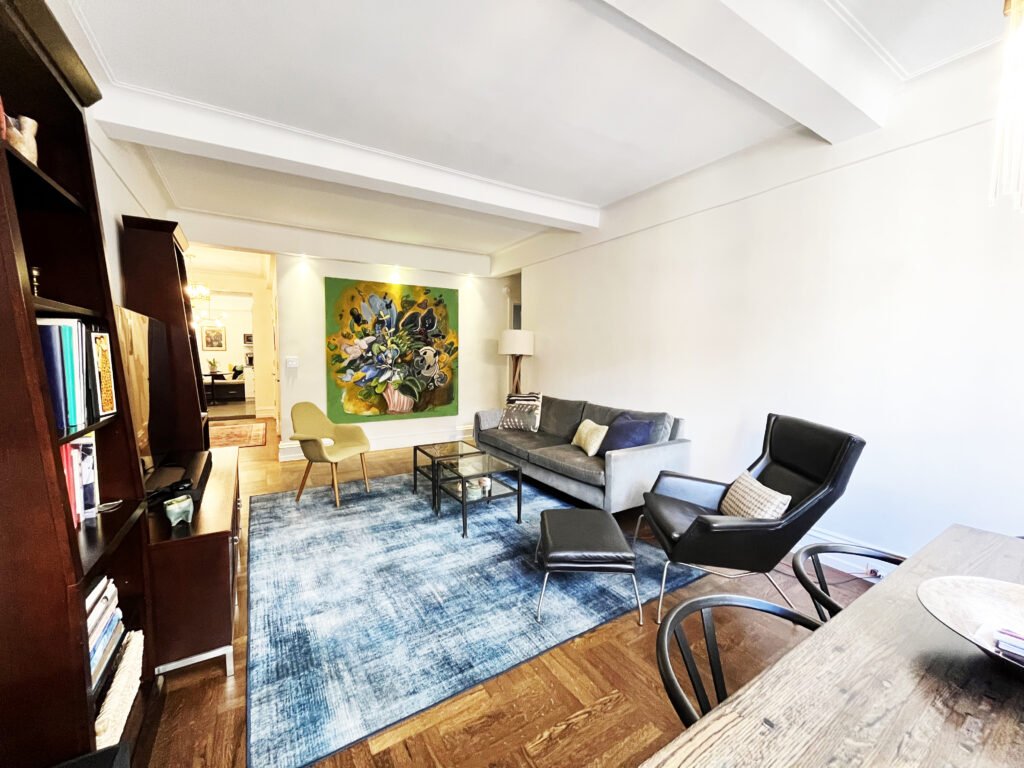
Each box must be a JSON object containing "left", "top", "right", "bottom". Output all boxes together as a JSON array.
[{"left": 147, "top": 418, "right": 869, "bottom": 767}]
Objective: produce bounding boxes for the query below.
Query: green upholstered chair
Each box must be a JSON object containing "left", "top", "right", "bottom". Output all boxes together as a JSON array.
[{"left": 290, "top": 401, "right": 371, "bottom": 507}]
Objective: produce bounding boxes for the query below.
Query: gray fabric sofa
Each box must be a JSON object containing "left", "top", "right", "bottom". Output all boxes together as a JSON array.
[{"left": 473, "top": 396, "right": 690, "bottom": 513}]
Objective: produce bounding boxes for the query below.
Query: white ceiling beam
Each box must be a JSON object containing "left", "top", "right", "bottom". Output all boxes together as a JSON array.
[
  {"left": 91, "top": 87, "right": 600, "bottom": 232},
  {"left": 599, "top": 0, "right": 903, "bottom": 143}
]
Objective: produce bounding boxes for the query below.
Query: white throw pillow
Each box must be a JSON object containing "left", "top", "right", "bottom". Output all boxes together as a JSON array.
[
  {"left": 720, "top": 471, "right": 791, "bottom": 520},
  {"left": 571, "top": 419, "right": 609, "bottom": 457}
]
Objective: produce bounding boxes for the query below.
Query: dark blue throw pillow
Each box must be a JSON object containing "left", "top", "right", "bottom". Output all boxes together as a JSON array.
[{"left": 597, "top": 413, "right": 654, "bottom": 457}]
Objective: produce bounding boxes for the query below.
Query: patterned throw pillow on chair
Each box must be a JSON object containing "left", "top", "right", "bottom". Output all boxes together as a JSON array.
[
  {"left": 498, "top": 392, "right": 541, "bottom": 432},
  {"left": 720, "top": 471, "right": 791, "bottom": 520}
]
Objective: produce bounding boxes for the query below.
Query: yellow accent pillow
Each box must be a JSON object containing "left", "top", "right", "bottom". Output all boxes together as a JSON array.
[{"left": 572, "top": 419, "right": 609, "bottom": 457}]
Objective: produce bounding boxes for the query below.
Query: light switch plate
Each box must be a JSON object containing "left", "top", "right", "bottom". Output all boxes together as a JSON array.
[{"left": 285, "top": 356, "right": 299, "bottom": 369}]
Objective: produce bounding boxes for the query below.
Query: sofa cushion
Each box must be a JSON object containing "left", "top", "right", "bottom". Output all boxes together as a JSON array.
[
  {"left": 539, "top": 396, "right": 587, "bottom": 440},
  {"left": 581, "top": 402, "right": 625, "bottom": 428},
  {"left": 624, "top": 409, "right": 674, "bottom": 443},
  {"left": 597, "top": 414, "right": 654, "bottom": 457},
  {"left": 478, "top": 428, "right": 565, "bottom": 460},
  {"left": 530, "top": 444, "right": 606, "bottom": 486},
  {"left": 643, "top": 492, "right": 716, "bottom": 542}
]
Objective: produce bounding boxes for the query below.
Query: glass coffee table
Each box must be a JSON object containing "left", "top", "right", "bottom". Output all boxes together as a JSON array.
[
  {"left": 436, "top": 454, "right": 523, "bottom": 538},
  {"left": 412, "top": 441, "right": 483, "bottom": 510}
]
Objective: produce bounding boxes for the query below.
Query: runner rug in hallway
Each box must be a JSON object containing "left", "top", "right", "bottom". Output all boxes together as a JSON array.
[
  {"left": 246, "top": 473, "right": 702, "bottom": 768},
  {"left": 209, "top": 421, "right": 266, "bottom": 448}
]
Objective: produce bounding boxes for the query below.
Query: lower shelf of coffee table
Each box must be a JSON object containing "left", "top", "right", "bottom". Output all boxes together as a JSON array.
[{"left": 438, "top": 477, "right": 519, "bottom": 505}]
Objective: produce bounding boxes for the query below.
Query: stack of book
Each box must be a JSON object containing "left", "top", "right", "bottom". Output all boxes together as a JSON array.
[
  {"left": 995, "top": 627, "right": 1024, "bottom": 664},
  {"left": 59, "top": 432, "right": 98, "bottom": 528},
  {"left": 36, "top": 318, "right": 117, "bottom": 433},
  {"left": 85, "top": 576, "right": 126, "bottom": 691}
]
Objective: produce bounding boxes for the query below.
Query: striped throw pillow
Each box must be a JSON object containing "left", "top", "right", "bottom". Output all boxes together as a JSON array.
[
  {"left": 498, "top": 392, "right": 541, "bottom": 432},
  {"left": 720, "top": 471, "right": 791, "bottom": 520}
]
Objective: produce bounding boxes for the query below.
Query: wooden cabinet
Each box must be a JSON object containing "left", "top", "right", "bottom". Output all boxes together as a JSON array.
[{"left": 146, "top": 447, "right": 240, "bottom": 675}]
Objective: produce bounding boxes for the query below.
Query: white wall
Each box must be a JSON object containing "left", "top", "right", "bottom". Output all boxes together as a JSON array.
[
  {"left": 87, "top": 114, "right": 170, "bottom": 302},
  {"left": 277, "top": 252, "right": 513, "bottom": 459},
  {"left": 514, "top": 46, "right": 1024, "bottom": 557}
]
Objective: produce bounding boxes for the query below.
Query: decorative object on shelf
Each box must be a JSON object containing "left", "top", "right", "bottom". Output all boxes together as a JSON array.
[
  {"left": 992, "top": 0, "right": 1024, "bottom": 208},
  {"left": 243, "top": 332, "right": 254, "bottom": 345},
  {"left": 29, "top": 265, "right": 40, "bottom": 295},
  {"left": 498, "top": 329, "right": 534, "bottom": 395},
  {"left": 917, "top": 575, "right": 1024, "bottom": 671},
  {"left": 202, "top": 325, "right": 226, "bottom": 351},
  {"left": 163, "top": 494, "right": 194, "bottom": 527},
  {"left": 90, "top": 331, "right": 118, "bottom": 417},
  {"left": 207, "top": 357, "right": 219, "bottom": 373},
  {"left": 325, "top": 277, "right": 459, "bottom": 422},
  {"left": 5, "top": 114, "right": 38, "bottom": 164}
]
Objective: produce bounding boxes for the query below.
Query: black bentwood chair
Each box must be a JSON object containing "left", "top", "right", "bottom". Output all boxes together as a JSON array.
[
  {"left": 792, "top": 543, "right": 905, "bottom": 622},
  {"left": 635, "top": 414, "right": 866, "bottom": 622},
  {"left": 657, "top": 594, "right": 821, "bottom": 726}
]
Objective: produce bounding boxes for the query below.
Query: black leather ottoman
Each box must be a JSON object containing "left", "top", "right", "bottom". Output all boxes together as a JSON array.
[{"left": 535, "top": 507, "right": 644, "bottom": 625}]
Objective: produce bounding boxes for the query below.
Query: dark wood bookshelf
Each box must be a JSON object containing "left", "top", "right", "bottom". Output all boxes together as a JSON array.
[
  {"left": 0, "top": 3, "right": 160, "bottom": 766},
  {"left": 33, "top": 294, "right": 103, "bottom": 318},
  {"left": 77, "top": 501, "right": 147, "bottom": 585},
  {"left": 57, "top": 414, "right": 118, "bottom": 445},
  {"left": 4, "top": 140, "right": 85, "bottom": 211}
]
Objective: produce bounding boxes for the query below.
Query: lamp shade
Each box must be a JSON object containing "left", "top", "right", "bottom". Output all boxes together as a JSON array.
[{"left": 498, "top": 329, "right": 534, "bottom": 356}]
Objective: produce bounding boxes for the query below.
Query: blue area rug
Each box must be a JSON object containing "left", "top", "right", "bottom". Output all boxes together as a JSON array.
[{"left": 246, "top": 472, "right": 701, "bottom": 768}]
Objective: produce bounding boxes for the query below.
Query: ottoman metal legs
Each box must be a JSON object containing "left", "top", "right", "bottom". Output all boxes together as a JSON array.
[
  {"left": 535, "top": 507, "right": 644, "bottom": 626},
  {"left": 536, "top": 570, "right": 643, "bottom": 625}
]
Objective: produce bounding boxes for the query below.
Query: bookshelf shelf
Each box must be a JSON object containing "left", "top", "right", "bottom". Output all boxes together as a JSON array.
[
  {"left": 57, "top": 414, "right": 118, "bottom": 445},
  {"left": 33, "top": 295, "right": 103, "bottom": 318},
  {"left": 77, "top": 501, "right": 146, "bottom": 585},
  {"left": 4, "top": 141, "right": 85, "bottom": 212}
]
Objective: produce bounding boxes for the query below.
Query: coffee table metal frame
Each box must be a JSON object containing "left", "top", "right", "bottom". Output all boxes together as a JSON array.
[
  {"left": 412, "top": 440, "right": 482, "bottom": 511},
  {"left": 436, "top": 454, "right": 523, "bottom": 538}
]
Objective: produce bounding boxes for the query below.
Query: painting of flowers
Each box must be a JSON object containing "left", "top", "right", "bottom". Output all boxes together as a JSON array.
[{"left": 325, "top": 277, "right": 458, "bottom": 422}]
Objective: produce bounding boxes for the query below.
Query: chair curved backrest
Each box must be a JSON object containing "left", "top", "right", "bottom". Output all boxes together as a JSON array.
[
  {"left": 657, "top": 594, "right": 820, "bottom": 726},
  {"left": 291, "top": 401, "right": 334, "bottom": 439},
  {"left": 792, "top": 543, "right": 905, "bottom": 621},
  {"left": 667, "top": 414, "right": 866, "bottom": 573}
]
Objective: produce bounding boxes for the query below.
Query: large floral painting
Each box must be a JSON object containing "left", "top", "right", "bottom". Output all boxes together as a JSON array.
[{"left": 325, "top": 277, "right": 458, "bottom": 422}]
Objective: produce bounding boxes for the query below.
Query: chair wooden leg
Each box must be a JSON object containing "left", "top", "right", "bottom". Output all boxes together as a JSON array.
[
  {"left": 360, "top": 452, "right": 370, "bottom": 492},
  {"left": 295, "top": 460, "right": 313, "bottom": 503},
  {"left": 331, "top": 463, "right": 340, "bottom": 508}
]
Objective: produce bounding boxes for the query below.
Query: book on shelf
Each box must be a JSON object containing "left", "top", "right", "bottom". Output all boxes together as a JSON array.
[
  {"left": 36, "top": 317, "right": 117, "bottom": 432},
  {"left": 89, "top": 608, "right": 122, "bottom": 669},
  {"left": 84, "top": 576, "right": 111, "bottom": 615},
  {"left": 57, "top": 432, "right": 99, "bottom": 526},
  {"left": 95, "top": 630, "right": 144, "bottom": 749},
  {"left": 86, "top": 579, "right": 118, "bottom": 636},
  {"left": 90, "top": 621, "right": 125, "bottom": 689}
]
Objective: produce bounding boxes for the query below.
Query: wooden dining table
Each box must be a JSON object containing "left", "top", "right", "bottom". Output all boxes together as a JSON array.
[{"left": 641, "top": 525, "right": 1024, "bottom": 767}]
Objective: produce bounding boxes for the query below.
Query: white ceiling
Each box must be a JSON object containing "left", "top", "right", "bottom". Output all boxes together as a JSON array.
[
  {"left": 55, "top": 0, "right": 1010, "bottom": 257},
  {"left": 832, "top": 0, "right": 1006, "bottom": 79},
  {"left": 148, "top": 148, "right": 546, "bottom": 255},
  {"left": 73, "top": 0, "right": 792, "bottom": 206},
  {"left": 187, "top": 244, "right": 271, "bottom": 279}
]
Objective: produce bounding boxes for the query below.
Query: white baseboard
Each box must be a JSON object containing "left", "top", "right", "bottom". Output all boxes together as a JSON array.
[
  {"left": 795, "top": 524, "right": 902, "bottom": 578},
  {"left": 278, "top": 424, "right": 473, "bottom": 463}
]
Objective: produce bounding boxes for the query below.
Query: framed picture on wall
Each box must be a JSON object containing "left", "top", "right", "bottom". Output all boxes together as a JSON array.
[
  {"left": 243, "top": 333, "right": 254, "bottom": 345},
  {"left": 202, "top": 325, "right": 227, "bottom": 351}
]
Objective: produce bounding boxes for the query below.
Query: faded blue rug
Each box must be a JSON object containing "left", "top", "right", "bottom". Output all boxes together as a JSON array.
[{"left": 246, "top": 473, "right": 701, "bottom": 768}]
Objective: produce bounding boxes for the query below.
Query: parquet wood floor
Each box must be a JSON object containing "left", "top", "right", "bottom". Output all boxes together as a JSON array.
[{"left": 147, "top": 418, "right": 869, "bottom": 767}]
